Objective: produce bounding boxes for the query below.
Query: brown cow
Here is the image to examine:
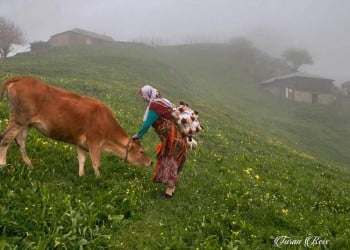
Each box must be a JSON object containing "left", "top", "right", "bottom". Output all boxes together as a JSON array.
[{"left": 0, "top": 76, "right": 152, "bottom": 177}]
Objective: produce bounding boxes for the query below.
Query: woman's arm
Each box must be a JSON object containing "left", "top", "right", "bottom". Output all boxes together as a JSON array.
[{"left": 135, "top": 110, "right": 160, "bottom": 139}]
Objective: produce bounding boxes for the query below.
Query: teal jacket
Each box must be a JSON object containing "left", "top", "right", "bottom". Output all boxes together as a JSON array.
[{"left": 136, "top": 110, "right": 159, "bottom": 139}]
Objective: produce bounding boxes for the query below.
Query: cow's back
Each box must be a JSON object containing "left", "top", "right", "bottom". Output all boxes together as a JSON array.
[{"left": 4, "top": 76, "right": 125, "bottom": 145}]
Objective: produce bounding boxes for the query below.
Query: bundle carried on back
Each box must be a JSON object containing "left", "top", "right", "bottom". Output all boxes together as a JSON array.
[{"left": 171, "top": 101, "right": 203, "bottom": 141}]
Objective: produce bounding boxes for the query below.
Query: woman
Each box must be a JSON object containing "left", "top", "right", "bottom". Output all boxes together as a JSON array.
[{"left": 134, "top": 85, "right": 187, "bottom": 199}]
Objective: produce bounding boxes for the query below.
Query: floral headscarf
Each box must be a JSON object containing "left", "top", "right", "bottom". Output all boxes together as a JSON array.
[
  {"left": 139, "top": 85, "right": 161, "bottom": 121},
  {"left": 139, "top": 85, "right": 160, "bottom": 103}
]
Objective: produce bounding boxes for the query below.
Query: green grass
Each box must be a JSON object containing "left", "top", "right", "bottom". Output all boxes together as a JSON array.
[{"left": 0, "top": 43, "right": 349, "bottom": 249}]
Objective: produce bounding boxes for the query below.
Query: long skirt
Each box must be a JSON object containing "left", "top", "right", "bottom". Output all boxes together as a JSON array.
[{"left": 152, "top": 119, "right": 187, "bottom": 188}]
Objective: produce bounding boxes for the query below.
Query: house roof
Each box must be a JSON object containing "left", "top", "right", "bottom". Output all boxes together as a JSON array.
[
  {"left": 51, "top": 28, "right": 115, "bottom": 42},
  {"left": 261, "top": 72, "right": 334, "bottom": 85}
]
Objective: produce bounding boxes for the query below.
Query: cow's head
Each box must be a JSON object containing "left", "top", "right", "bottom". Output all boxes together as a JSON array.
[{"left": 124, "top": 138, "right": 152, "bottom": 167}]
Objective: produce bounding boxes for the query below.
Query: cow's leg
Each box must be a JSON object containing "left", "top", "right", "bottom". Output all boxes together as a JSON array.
[
  {"left": 88, "top": 145, "right": 101, "bottom": 178},
  {"left": 77, "top": 146, "right": 87, "bottom": 176},
  {"left": 15, "top": 126, "right": 33, "bottom": 168},
  {"left": 0, "top": 122, "right": 23, "bottom": 166}
]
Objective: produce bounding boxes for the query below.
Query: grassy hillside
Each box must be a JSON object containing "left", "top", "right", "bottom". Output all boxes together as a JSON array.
[
  {"left": 154, "top": 43, "right": 350, "bottom": 167},
  {"left": 0, "top": 43, "right": 349, "bottom": 249}
]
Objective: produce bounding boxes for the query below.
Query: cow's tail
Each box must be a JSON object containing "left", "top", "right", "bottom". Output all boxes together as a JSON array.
[{"left": 0, "top": 76, "right": 25, "bottom": 98}]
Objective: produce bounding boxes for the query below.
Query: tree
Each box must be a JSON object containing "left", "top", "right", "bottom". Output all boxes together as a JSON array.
[
  {"left": 229, "top": 37, "right": 255, "bottom": 51},
  {"left": 228, "top": 37, "right": 258, "bottom": 64},
  {"left": 0, "top": 17, "right": 25, "bottom": 58},
  {"left": 282, "top": 48, "right": 313, "bottom": 71}
]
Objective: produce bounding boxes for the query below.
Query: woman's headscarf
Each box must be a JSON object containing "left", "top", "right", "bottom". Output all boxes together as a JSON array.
[
  {"left": 139, "top": 85, "right": 160, "bottom": 103},
  {"left": 139, "top": 85, "right": 160, "bottom": 121}
]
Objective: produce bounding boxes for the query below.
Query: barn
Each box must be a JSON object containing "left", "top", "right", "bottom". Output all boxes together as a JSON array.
[
  {"left": 48, "top": 28, "right": 115, "bottom": 47},
  {"left": 260, "top": 72, "right": 335, "bottom": 104}
]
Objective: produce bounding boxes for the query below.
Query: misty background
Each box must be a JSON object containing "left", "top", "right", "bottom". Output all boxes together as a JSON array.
[{"left": 1, "top": 0, "right": 349, "bottom": 85}]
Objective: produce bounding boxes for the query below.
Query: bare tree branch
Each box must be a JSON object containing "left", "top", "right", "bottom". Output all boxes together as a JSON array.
[{"left": 0, "top": 17, "right": 25, "bottom": 58}]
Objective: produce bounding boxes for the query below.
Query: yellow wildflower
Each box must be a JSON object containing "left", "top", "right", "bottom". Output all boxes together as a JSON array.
[
  {"left": 244, "top": 168, "right": 253, "bottom": 174},
  {"left": 281, "top": 208, "right": 288, "bottom": 215}
]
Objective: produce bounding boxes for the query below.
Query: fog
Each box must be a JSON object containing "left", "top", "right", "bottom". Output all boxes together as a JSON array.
[{"left": 1, "top": 0, "right": 349, "bottom": 84}]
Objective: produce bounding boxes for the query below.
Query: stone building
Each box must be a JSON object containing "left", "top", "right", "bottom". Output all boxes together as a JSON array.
[{"left": 260, "top": 72, "right": 335, "bottom": 104}]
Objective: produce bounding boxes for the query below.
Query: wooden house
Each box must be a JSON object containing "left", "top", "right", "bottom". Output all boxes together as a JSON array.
[
  {"left": 48, "top": 28, "right": 115, "bottom": 47},
  {"left": 260, "top": 72, "right": 335, "bottom": 104}
]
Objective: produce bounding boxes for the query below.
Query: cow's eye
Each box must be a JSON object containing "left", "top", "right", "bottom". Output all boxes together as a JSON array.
[{"left": 140, "top": 150, "right": 144, "bottom": 154}]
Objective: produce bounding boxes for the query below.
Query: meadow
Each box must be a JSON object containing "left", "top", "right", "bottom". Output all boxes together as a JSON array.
[{"left": 0, "top": 43, "right": 349, "bottom": 249}]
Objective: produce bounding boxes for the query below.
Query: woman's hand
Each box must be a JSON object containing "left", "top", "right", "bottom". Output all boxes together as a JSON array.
[{"left": 132, "top": 134, "right": 139, "bottom": 140}]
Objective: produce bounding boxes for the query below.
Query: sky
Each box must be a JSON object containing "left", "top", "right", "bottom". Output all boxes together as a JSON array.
[{"left": 1, "top": 0, "right": 349, "bottom": 85}]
